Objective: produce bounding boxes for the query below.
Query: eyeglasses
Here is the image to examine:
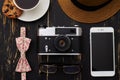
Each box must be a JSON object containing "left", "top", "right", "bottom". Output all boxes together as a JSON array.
[{"left": 39, "top": 64, "right": 81, "bottom": 74}]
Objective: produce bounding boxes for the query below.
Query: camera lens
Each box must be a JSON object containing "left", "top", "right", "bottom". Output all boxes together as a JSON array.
[
  {"left": 59, "top": 40, "right": 66, "bottom": 47},
  {"left": 54, "top": 36, "right": 71, "bottom": 52}
]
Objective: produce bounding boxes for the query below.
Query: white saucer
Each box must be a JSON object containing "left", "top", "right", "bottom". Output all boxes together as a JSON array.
[{"left": 18, "top": 0, "right": 50, "bottom": 22}]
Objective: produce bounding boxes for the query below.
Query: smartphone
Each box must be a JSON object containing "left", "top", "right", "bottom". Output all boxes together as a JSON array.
[{"left": 90, "top": 27, "right": 115, "bottom": 77}]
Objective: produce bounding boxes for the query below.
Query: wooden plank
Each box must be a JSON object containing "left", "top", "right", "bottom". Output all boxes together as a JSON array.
[{"left": 0, "top": 0, "right": 119, "bottom": 80}]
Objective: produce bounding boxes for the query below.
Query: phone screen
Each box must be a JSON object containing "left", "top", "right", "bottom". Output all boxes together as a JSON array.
[{"left": 91, "top": 33, "right": 114, "bottom": 71}]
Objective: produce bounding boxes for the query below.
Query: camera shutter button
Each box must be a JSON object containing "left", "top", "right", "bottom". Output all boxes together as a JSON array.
[{"left": 45, "top": 45, "right": 48, "bottom": 52}]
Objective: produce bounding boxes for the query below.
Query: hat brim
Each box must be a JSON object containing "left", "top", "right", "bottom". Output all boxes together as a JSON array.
[{"left": 58, "top": 0, "right": 120, "bottom": 23}]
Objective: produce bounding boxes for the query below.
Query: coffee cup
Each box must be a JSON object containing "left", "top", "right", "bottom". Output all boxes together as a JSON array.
[{"left": 13, "top": 0, "right": 40, "bottom": 11}]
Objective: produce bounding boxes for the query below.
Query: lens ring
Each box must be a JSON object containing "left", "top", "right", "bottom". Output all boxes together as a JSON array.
[{"left": 54, "top": 35, "right": 71, "bottom": 52}]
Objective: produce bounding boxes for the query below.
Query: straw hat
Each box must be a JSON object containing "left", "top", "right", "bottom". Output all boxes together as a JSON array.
[{"left": 58, "top": 0, "right": 120, "bottom": 23}]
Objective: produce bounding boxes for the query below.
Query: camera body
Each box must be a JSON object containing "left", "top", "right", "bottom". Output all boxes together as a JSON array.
[{"left": 37, "top": 27, "right": 82, "bottom": 55}]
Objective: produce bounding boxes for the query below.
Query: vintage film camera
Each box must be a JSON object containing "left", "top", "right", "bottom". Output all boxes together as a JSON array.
[{"left": 37, "top": 27, "right": 82, "bottom": 55}]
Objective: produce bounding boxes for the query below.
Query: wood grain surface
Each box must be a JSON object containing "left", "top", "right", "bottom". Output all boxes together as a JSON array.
[{"left": 0, "top": 0, "right": 120, "bottom": 80}]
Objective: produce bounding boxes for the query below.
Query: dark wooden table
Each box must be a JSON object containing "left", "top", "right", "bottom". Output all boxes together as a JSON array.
[{"left": 0, "top": 0, "right": 120, "bottom": 80}]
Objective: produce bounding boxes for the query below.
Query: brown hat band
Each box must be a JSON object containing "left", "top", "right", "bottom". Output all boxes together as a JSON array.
[{"left": 71, "top": 0, "right": 112, "bottom": 11}]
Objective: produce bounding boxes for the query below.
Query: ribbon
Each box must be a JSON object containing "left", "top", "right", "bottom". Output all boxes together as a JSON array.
[{"left": 15, "top": 27, "right": 31, "bottom": 80}]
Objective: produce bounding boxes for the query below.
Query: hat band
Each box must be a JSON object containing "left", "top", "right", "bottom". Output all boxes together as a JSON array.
[{"left": 71, "top": 0, "right": 112, "bottom": 11}]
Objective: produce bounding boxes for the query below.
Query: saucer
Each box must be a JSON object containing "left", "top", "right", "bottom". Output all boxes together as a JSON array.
[{"left": 18, "top": 0, "right": 50, "bottom": 22}]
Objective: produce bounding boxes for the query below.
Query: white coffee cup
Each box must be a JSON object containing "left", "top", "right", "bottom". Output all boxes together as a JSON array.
[{"left": 13, "top": 0, "right": 40, "bottom": 11}]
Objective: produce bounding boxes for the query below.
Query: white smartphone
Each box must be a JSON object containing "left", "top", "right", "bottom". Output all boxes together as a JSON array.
[{"left": 90, "top": 27, "right": 115, "bottom": 77}]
